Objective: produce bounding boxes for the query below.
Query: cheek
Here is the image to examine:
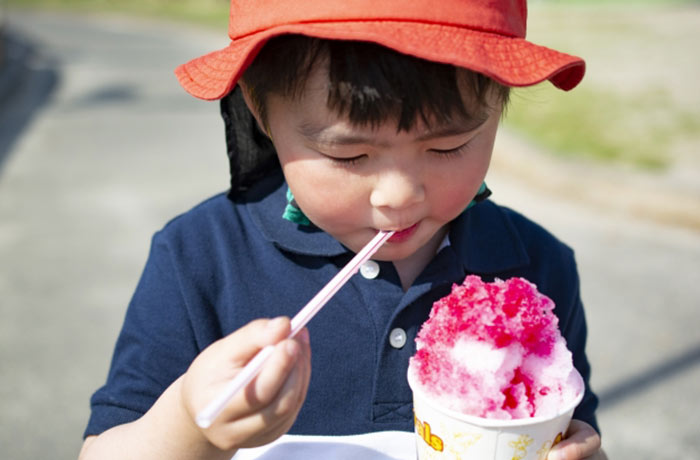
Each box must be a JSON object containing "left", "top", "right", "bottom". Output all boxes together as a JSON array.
[
  {"left": 428, "top": 161, "right": 490, "bottom": 218},
  {"left": 431, "top": 184, "right": 475, "bottom": 218},
  {"left": 283, "top": 160, "right": 367, "bottom": 223}
]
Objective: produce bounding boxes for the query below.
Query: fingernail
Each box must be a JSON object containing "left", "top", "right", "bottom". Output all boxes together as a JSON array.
[
  {"left": 298, "top": 328, "right": 310, "bottom": 344},
  {"left": 266, "top": 316, "right": 287, "bottom": 332}
]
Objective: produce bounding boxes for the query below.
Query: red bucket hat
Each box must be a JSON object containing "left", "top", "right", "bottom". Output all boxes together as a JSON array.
[{"left": 175, "top": 0, "right": 585, "bottom": 101}]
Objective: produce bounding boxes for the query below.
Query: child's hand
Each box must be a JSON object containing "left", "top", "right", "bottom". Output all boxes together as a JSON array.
[
  {"left": 181, "top": 317, "right": 311, "bottom": 453},
  {"left": 547, "top": 419, "right": 605, "bottom": 460}
]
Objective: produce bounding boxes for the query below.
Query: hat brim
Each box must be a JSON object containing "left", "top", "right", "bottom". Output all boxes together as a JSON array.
[{"left": 175, "top": 21, "right": 585, "bottom": 101}]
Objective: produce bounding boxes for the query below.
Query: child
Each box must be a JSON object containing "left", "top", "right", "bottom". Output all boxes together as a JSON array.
[{"left": 81, "top": 0, "right": 604, "bottom": 459}]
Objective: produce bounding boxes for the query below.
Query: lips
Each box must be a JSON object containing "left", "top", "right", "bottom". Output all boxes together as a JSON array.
[{"left": 387, "top": 223, "right": 419, "bottom": 243}]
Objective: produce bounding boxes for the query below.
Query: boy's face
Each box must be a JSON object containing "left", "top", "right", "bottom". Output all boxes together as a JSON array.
[{"left": 249, "top": 63, "right": 501, "bottom": 263}]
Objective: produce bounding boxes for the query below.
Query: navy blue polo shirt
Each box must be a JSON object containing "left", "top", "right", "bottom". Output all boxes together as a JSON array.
[{"left": 85, "top": 170, "right": 599, "bottom": 438}]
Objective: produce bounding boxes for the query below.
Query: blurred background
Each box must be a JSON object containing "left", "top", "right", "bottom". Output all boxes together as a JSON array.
[{"left": 1, "top": 0, "right": 698, "bottom": 459}]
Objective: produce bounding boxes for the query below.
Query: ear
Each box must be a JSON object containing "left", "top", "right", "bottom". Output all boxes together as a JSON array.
[{"left": 238, "top": 82, "right": 270, "bottom": 137}]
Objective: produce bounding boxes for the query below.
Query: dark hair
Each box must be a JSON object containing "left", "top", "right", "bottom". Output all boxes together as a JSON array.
[{"left": 241, "top": 35, "right": 510, "bottom": 131}]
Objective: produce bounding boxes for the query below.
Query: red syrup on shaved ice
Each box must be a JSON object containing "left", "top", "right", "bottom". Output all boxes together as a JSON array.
[{"left": 409, "top": 275, "right": 582, "bottom": 420}]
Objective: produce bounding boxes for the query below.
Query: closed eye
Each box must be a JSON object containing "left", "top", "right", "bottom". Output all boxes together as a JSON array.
[
  {"left": 324, "top": 153, "right": 367, "bottom": 167},
  {"left": 430, "top": 140, "right": 472, "bottom": 158}
]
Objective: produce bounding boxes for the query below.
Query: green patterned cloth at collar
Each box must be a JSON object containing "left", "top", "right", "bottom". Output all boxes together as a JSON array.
[{"left": 282, "top": 188, "right": 312, "bottom": 226}]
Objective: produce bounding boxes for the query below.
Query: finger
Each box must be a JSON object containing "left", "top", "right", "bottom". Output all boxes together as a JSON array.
[
  {"left": 252, "top": 327, "right": 313, "bottom": 403},
  {"left": 219, "top": 317, "right": 292, "bottom": 367},
  {"left": 243, "top": 335, "right": 302, "bottom": 408},
  {"left": 222, "top": 334, "right": 312, "bottom": 448},
  {"left": 548, "top": 420, "right": 601, "bottom": 460},
  {"left": 239, "top": 329, "right": 310, "bottom": 424},
  {"left": 268, "top": 330, "right": 312, "bottom": 418},
  {"left": 254, "top": 343, "right": 310, "bottom": 444},
  {"left": 209, "top": 336, "right": 296, "bottom": 428}
]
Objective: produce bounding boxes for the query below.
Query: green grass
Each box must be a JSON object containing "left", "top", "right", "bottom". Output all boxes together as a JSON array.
[
  {"left": 504, "top": 84, "right": 700, "bottom": 170},
  {"left": 6, "top": 0, "right": 230, "bottom": 28},
  {"left": 504, "top": 2, "right": 700, "bottom": 170}
]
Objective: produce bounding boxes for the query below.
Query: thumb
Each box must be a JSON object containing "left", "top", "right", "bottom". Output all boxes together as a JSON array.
[{"left": 220, "top": 317, "right": 292, "bottom": 366}]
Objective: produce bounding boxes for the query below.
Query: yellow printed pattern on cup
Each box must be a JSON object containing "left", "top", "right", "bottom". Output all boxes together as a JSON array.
[
  {"left": 414, "top": 411, "right": 566, "bottom": 460},
  {"left": 414, "top": 413, "right": 444, "bottom": 452},
  {"left": 508, "top": 435, "right": 534, "bottom": 460},
  {"left": 536, "top": 432, "right": 564, "bottom": 460},
  {"left": 414, "top": 414, "right": 482, "bottom": 459}
]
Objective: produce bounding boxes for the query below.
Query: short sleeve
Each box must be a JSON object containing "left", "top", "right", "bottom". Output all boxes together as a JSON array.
[{"left": 84, "top": 232, "right": 203, "bottom": 437}]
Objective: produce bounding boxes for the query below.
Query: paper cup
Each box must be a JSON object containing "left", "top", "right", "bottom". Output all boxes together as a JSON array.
[{"left": 407, "top": 370, "right": 584, "bottom": 460}]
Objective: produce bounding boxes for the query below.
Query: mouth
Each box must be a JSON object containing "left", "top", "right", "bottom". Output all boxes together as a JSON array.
[{"left": 387, "top": 223, "right": 419, "bottom": 243}]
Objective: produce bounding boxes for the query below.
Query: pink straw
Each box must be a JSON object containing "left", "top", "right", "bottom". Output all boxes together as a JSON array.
[{"left": 195, "top": 230, "right": 394, "bottom": 428}]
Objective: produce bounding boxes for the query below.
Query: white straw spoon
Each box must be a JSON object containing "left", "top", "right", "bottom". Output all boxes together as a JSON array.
[{"left": 195, "top": 230, "right": 394, "bottom": 428}]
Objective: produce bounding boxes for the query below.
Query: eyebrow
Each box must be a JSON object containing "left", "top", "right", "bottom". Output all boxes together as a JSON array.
[{"left": 298, "top": 112, "right": 490, "bottom": 147}]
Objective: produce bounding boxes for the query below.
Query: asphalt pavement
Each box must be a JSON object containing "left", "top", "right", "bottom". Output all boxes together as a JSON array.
[{"left": 1, "top": 8, "right": 699, "bottom": 460}]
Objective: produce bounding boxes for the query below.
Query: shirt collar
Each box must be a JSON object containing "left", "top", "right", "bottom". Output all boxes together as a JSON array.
[
  {"left": 449, "top": 200, "right": 531, "bottom": 274},
  {"left": 241, "top": 170, "right": 348, "bottom": 257},
  {"left": 241, "top": 170, "right": 530, "bottom": 272}
]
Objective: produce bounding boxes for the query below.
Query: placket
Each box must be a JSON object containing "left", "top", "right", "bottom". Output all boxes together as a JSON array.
[{"left": 368, "top": 247, "right": 468, "bottom": 424}]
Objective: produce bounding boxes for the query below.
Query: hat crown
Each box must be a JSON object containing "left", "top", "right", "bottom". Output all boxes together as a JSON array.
[{"left": 228, "top": 0, "right": 527, "bottom": 40}]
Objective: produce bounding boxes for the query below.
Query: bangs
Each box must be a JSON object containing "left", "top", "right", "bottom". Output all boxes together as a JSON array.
[{"left": 242, "top": 35, "right": 509, "bottom": 131}]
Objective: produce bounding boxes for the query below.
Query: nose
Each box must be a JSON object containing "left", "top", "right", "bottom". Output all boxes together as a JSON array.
[{"left": 369, "top": 168, "right": 425, "bottom": 210}]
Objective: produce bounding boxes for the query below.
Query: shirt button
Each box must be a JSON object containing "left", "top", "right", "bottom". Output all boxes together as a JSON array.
[
  {"left": 359, "top": 260, "right": 380, "bottom": 279},
  {"left": 389, "top": 328, "right": 407, "bottom": 349}
]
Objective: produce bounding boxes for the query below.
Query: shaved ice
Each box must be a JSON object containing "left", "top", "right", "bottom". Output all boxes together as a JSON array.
[{"left": 408, "top": 275, "right": 582, "bottom": 420}]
